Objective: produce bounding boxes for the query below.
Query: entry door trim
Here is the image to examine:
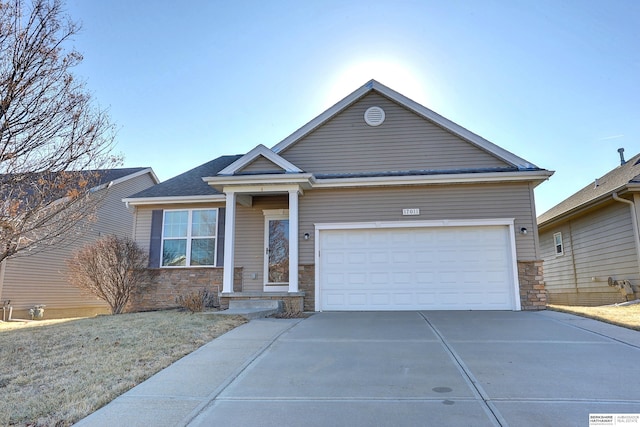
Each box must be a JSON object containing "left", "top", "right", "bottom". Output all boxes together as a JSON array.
[
  {"left": 314, "top": 218, "right": 520, "bottom": 311},
  {"left": 264, "top": 210, "right": 290, "bottom": 292}
]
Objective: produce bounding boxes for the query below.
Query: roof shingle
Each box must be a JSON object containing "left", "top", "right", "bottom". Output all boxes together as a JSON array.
[{"left": 538, "top": 153, "right": 640, "bottom": 225}]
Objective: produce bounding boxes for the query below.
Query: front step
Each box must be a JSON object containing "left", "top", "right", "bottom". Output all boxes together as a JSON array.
[{"left": 222, "top": 299, "right": 283, "bottom": 319}]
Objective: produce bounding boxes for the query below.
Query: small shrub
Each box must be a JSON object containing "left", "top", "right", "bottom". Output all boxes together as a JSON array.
[
  {"left": 175, "top": 289, "right": 217, "bottom": 313},
  {"left": 67, "top": 235, "right": 153, "bottom": 314}
]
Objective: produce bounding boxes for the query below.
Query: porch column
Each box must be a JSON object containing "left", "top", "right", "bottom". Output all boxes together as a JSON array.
[
  {"left": 222, "top": 191, "right": 236, "bottom": 293},
  {"left": 288, "top": 189, "right": 299, "bottom": 292}
]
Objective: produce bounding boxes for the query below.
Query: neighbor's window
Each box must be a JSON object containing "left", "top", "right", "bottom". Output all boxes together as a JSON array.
[
  {"left": 162, "top": 209, "right": 217, "bottom": 266},
  {"left": 553, "top": 232, "right": 563, "bottom": 256}
]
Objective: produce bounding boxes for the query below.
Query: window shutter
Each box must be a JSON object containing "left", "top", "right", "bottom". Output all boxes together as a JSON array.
[
  {"left": 217, "top": 207, "right": 225, "bottom": 266},
  {"left": 149, "top": 210, "right": 163, "bottom": 268}
]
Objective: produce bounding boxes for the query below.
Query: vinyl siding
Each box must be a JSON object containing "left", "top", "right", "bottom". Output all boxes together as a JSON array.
[
  {"left": 2, "top": 173, "right": 156, "bottom": 316},
  {"left": 235, "top": 196, "right": 288, "bottom": 292},
  {"left": 239, "top": 156, "right": 286, "bottom": 173},
  {"left": 133, "top": 199, "right": 286, "bottom": 292},
  {"left": 540, "top": 202, "right": 639, "bottom": 305},
  {"left": 279, "top": 92, "right": 510, "bottom": 174},
  {"left": 298, "top": 183, "right": 538, "bottom": 264}
]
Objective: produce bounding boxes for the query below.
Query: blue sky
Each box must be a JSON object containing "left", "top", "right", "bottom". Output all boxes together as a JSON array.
[{"left": 65, "top": 0, "right": 639, "bottom": 215}]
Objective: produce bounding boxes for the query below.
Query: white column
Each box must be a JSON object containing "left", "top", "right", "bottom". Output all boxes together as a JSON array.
[
  {"left": 222, "top": 191, "right": 236, "bottom": 293},
  {"left": 288, "top": 189, "right": 299, "bottom": 292}
]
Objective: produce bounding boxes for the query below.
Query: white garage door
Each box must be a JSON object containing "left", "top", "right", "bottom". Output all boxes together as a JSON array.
[{"left": 318, "top": 225, "right": 516, "bottom": 311}]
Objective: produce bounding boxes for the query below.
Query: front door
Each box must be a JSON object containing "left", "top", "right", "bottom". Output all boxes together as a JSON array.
[{"left": 264, "top": 214, "right": 289, "bottom": 291}]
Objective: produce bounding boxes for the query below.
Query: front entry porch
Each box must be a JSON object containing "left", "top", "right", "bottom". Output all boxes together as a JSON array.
[{"left": 219, "top": 291, "right": 306, "bottom": 313}]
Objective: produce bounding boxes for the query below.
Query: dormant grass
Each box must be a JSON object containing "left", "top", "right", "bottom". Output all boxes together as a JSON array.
[
  {"left": 0, "top": 310, "right": 246, "bottom": 426},
  {"left": 548, "top": 303, "right": 640, "bottom": 331}
]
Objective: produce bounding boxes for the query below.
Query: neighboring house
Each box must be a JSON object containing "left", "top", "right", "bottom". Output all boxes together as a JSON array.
[
  {"left": 0, "top": 168, "right": 158, "bottom": 319},
  {"left": 538, "top": 150, "right": 640, "bottom": 306},
  {"left": 124, "top": 80, "right": 553, "bottom": 312}
]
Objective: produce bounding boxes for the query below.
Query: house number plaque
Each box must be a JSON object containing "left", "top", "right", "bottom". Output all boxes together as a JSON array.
[{"left": 402, "top": 208, "right": 420, "bottom": 216}]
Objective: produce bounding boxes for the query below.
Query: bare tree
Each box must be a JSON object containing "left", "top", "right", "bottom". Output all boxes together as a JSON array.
[
  {"left": 67, "top": 235, "right": 152, "bottom": 315},
  {"left": 0, "top": 0, "right": 121, "bottom": 263}
]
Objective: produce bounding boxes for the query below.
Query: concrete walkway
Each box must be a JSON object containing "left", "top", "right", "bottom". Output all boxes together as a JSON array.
[{"left": 77, "top": 310, "right": 640, "bottom": 427}]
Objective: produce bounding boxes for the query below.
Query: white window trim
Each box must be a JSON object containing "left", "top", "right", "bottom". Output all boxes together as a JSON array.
[
  {"left": 553, "top": 232, "right": 564, "bottom": 256},
  {"left": 161, "top": 208, "right": 219, "bottom": 268}
]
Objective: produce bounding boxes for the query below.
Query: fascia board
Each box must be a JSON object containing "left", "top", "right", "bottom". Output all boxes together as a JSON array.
[
  {"left": 109, "top": 168, "right": 159, "bottom": 186},
  {"left": 271, "top": 84, "right": 372, "bottom": 153},
  {"left": 203, "top": 173, "right": 314, "bottom": 187},
  {"left": 122, "top": 195, "right": 226, "bottom": 206},
  {"left": 218, "top": 144, "right": 302, "bottom": 175},
  {"left": 311, "top": 170, "right": 554, "bottom": 189},
  {"left": 538, "top": 185, "right": 627, "bottom": 231}
]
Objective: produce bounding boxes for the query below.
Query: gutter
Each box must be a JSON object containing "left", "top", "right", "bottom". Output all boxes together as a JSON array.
[{"left": 612, "top": 192, "right": 640, "bottom": 279}]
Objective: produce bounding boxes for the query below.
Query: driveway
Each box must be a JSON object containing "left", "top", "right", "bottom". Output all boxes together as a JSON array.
[{"left": 79, "top": 311, "right": 640, "bottom": 427}]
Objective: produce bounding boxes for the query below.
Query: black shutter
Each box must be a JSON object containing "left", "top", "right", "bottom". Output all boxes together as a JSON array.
[
  {"left": 149, "top": 210, "right": 163, "bottom": 268},
  {"left": 216, "top": 207, "right": 225, "bottom": 266}
]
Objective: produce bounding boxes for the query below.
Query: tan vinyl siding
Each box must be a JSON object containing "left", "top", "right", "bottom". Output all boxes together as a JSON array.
[
  {"left": 540, "top": 202, "right": 639, "bottom": 305},
  {"left": 2, "top": 173, "right": 156, "bottom": 316},
  {"left": 239, "top": 156, "right": 285, "bottom": 173},
  {"left": 280, "top": 92, "right": 510, "bottom": 174},
  {"left": 235, "top": 196, "right": 288, "bottom": 291},
  {"left": 133, "top": 198, "right": 288, "bottom": 292},
  {"left": 298, "top": 183, "right": 537, "bottom": 264}
]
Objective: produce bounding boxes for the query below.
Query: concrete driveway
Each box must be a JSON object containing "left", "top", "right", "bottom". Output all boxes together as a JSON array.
[{"left": 79, "top": 311, "right": 640, "bottom": 427}]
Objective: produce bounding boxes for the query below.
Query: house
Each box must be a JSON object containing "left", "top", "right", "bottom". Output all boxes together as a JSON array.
[
  {"left": 538, "top": 149, "right": 640, "bottom": 305},
  {"left": 0, "top": 168, "right": 158, "bottom": 319},
  {"left": 124, "top": 80, "right": 553, "bottom": 312}
]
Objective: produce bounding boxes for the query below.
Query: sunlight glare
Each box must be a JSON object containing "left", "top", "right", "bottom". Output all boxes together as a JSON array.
[{"left": 324, "top": 59, "right": 428, "bottom": 108}]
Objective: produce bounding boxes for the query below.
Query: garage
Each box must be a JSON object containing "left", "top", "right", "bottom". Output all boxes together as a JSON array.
[{"left": 316, "top": 222, "right": 518, "bottom": 311}]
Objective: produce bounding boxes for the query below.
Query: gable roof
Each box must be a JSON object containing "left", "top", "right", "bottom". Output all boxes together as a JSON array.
[
  {"left": 271, "top": 79, "right": 540, "bottom": 171},
  {"left": 0, "top": 167, "right": 156, "bottom": 203},
  {"left": 219, "top": 144, "right": 302, "bottom": 175},
  {"left": 538, "top": 153, "right": 640, "bottom": 226},
  {"left": 125, "top": 155, "right": 242, "bottom": 202}
]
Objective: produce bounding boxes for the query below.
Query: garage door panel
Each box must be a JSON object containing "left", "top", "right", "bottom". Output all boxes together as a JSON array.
[{"left": 319, "top": 225, "right": 516, "bottom": 311}]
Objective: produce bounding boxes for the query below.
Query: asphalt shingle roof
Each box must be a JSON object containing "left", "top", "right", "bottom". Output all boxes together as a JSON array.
[
  {"left": 538, "top": 153, "right": 640, "bottom": 225},
  {"left": 128, "top": 155, "right": 242, "bottom": 198}
]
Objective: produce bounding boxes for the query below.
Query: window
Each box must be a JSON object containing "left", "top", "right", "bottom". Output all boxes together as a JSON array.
[
  {"left": 553, "top": 232, "right": 563, "bottom": 256},
  {"left": 162, "top": 209, "right": 217, "bottom": 266}
]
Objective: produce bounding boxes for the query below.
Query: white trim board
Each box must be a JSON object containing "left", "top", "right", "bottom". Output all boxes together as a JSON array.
[{"left": 218, "top": 144, "right": 303, "bottom": 175}]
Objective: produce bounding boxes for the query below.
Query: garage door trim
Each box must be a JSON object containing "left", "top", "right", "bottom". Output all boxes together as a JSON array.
[{"left": 314, "top": 218, "right": 520, "bottom": 311}]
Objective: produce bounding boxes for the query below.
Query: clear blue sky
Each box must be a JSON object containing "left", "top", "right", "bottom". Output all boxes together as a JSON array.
[{"left": 65, "top": 0, "right": 639, "bottom": 216}]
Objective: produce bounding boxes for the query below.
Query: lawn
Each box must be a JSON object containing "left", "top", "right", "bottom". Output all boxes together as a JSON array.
[
  {"left": 548, "top": 303, "right": 640, "bottom": 331},
  {"left": 0, "top": 310, "right": 247, "bottom": 427}
]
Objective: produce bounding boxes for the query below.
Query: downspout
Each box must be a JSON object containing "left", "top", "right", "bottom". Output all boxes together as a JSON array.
[{"left": 612, "top": 192, "right": 640, "bottom": 279}]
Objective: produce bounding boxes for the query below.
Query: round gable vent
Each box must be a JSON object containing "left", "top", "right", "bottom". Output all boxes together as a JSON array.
[{"left": 364, "top": 106, "right": 385, "bottom": 127}]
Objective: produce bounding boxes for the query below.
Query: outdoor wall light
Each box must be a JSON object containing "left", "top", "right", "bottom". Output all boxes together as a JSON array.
[
  {"left": 304, "top": 233, "right": 310, "bottom": 240},
  {"left": 520, "top": 227, "right": 528, "bottom": 235}
]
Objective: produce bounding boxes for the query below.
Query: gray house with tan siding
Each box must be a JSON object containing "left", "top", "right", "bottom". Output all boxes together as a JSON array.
[
  {"left": 0, "top": 168, "right": 158, "bottom": 319},
  {"left": 124, "top": 80, "right": 553, "bottom": 312},
  {"left": 538, "top": 150, "right": 640, "bottom": 306}
]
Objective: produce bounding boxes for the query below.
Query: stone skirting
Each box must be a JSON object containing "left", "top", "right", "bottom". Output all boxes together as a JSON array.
[
  {"left": 518, "top": 260, "right": 547, "bottom": 310},
  {"left": 299, "top": 264, "right": 315, "bottom": 311},
  {"left": 128, "top": 261, "right": 546, "bottom": 312},
  {"left": 128, "top": 267, "right": 242, "bottom": 312}
]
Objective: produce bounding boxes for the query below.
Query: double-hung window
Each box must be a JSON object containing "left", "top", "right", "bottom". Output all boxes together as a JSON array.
[
  {"left": 553, "top": 232, "right": 563, "bottom": 256},
  {"left": 162, "top": 209, "right": 217, "bottom": 266}
]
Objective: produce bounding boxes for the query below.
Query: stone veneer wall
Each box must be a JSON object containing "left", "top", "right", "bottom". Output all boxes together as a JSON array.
[
  {"left": 518, "top": 260, "right": 546, "bottom": 310},
  {"left": 128, "top": 267, "right": 242, "bottom": 312},
  {"left": 299, "top": 264, "right": 315, "bottom": 312}
]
